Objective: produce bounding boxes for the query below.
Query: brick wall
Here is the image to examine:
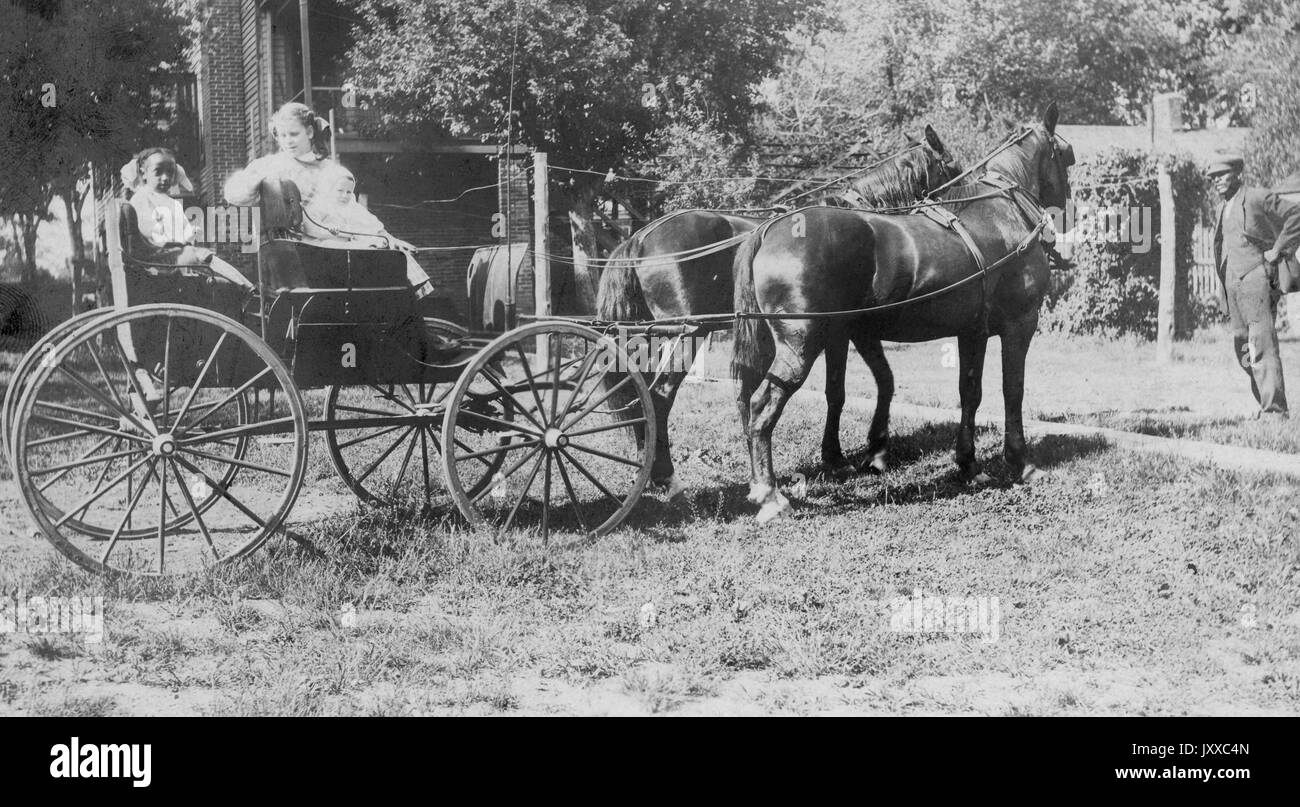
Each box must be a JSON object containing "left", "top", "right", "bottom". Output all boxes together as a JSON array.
[
  {"left": 498, "top": 156, "right": 535, "bottom": 321},
  {"left": 186, "top": 0, "right": 253, "bottom": 275},
  {"left": 340, "top": 151, "right": 531, "bottom": 326}
]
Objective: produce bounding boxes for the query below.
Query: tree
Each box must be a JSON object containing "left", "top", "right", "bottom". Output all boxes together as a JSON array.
[
  {"left": 0, "top": 0, "right": 191, "bottom": 286},
  {"left": 1209, "top": 0, "right": 1300, "bottom": 184},
  {"left": 341, "top": 0, "right": 826, "bottom": 286}
]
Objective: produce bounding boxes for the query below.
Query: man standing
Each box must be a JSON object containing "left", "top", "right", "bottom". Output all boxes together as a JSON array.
[{"left": 1209, "top": 155, "right": 1300, "bottom": 418}]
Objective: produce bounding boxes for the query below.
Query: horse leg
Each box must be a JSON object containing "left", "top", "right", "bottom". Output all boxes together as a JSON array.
[
  {"left": 955, "top": 330, "right": 989, "bottom": 482},
  {"left": 1000, "top": 319, "right": 1036, "bottom": 482},
  {"left": 736, "top": 356, "right": 763, "bottom": 494},
  {"left": 821, "top": 334, "right": 854, "bottom": 477},
  {"left": 748, "top": 333, "right": 819, "bottom": 523},
  {"left": 852, "top": 332, "right": 893, "bottom": 474},
  {"left": 649, "top": 372, "right": 686, "bottom": 498}
]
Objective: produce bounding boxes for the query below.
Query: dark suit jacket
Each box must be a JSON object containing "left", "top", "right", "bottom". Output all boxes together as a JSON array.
[{"left": 1213, "top": 187, "right": 1300, "bottom": 300}]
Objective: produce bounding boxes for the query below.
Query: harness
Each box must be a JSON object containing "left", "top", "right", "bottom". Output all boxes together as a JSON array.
[{"left": 736, "top": 177, "right": 1052, "bottom": 327}]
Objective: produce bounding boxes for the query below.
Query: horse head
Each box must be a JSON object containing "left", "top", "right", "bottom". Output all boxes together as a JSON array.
[
  {"left": 1035, "top": 104, "right": 1074, "bottom": 210},
  {"left": 918, "top": 124, "right": 963, "bottom": 190},
  {"left": 984, "top": 103, "right": 1074, "bottom": 210}
]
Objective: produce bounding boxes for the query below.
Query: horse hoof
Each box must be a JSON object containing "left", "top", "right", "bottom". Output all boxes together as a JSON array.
[
  {"left": 747, "top": 482, "right": 772, "bottom": 504},
  {"left": 1018, "top": 464, "right": 1038, "bottom": 484},
  {"left": 655, "top": 475, "right": 686, "bottom": 500},
  {"left": 823, "top": 461, "right": 855, "bottom": 481},
  {"left": 755, "top": 492, "right": 790, "bottom": 525},
  {"left": 863, "top": 454, "right": 887, "bottom": 475},
  {"left": 970, "top": 472, "right": 992, "bottom": 485}
]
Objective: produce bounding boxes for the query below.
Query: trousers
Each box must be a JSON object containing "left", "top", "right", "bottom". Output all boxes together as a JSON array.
[{"left": 1226, "top": 265, "right": 1287, "bottom": 413}]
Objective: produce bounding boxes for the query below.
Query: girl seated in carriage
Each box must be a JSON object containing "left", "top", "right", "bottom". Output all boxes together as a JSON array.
[
  {"left": 122, "top": 148, "right": 256, "bottom": 292},
  {"left": 223, "top": 101, "right": 434, "bottom": 301}
]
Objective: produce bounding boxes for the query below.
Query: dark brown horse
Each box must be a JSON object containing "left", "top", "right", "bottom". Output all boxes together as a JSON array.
[
  {"left": 597, "top": 127, "right": 960, "bottom": 496},
  {"left": 732, "top": 105, "right": 1073, "bottom": 522}
]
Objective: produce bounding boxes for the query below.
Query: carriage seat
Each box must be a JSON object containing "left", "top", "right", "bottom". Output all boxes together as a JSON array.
[
  {"left": 107, "top": 199, "right": 243, "bottom": 316},
  {"left": 257, "top": 179, "right": 409, "bottom": 290},
  {"left": 115, "top": 200, "right": 213, "bottom": 274}
]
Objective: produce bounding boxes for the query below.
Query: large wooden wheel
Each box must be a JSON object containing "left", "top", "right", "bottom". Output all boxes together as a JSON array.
[
  {"left": 10, "top": 304, "right": 307, "bottom": 576},
  {"left": 4, "top": 307, "right": 115, "bottom": 466},
  {"left": 323, "top": 382, "right": 452, "bottom": 508},
  {"left": 440, "top": 321, "right": 655, "bottom": 541}
]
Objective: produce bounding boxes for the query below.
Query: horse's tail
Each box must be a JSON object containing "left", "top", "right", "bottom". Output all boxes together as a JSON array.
[
  {"left": 730, "top": 230, "right": 773, "bottom": 388},
  {"left": 596, "top": 240, "right": 652, "bottom": 322}
]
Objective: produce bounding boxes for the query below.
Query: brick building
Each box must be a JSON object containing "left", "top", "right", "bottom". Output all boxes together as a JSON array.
[{"left": 161, "top": 0, "right": 535, "bottom": 326}]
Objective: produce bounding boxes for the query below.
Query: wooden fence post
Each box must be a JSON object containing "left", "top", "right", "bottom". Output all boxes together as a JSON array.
[{"left": 1156, "top": 162, "right": 1176, "bottom": 363}]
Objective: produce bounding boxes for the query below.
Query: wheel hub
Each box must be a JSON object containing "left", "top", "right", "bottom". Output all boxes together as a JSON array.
[
  {"left": 151, "top": 433, "right": 177, "bottom": 457},
  {"left": 543, "top": 428, "right": 569, "bottom": 449}
]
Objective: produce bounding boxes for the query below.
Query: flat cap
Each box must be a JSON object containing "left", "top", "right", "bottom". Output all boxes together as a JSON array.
[{"left": 1206, "top": 154, "right": 1245, "bottom": 175}]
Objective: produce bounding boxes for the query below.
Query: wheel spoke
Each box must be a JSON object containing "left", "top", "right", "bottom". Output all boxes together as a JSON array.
[
  {"left": 502, "top": 451, "right": 545, "bottom": 534},
  {"left": 558, "top": 447, "right": 622, "bottom": 505},
  {"left": 99, "top": 458, "right": 160, "bottom": 566},
  {"left": 172, "top": 331, "right": 229, "bottom": 427},
  {"left": 389, "top": 426, "right": 420, "bottom": 499},
  {"left": 566, "top": 417, "right": 647, "bottom": 439},
  {"left": 108, "top": 338, "right": 160, "bottom": 434},
  {"left": 335, "top": 423, "right": 406, "bottom": 450},
  {"left": 182, "top": 365, "right": 270, "bottom": 432},
  {"left": 333, "top": 402, "right": 412, "bottom": 418},
  {"left": 28, "top": 400, "right": 120, "bottom": 424},
  {"left": 31, "top": 442, "right": 136, "bottom": 478},
  {"left": 477, "top": 367, "right": 546, "bottom": 433},
  {"left": 470, "top": 444, "right": 542, "bottom": 505},
  {"left": 561, "top": 373, "right": 635, "bottom": 430},
  {"left": 169, "top": 457, "right": 220, "bottom": 560},
  {"left": 566, "top": 440, "right": 643, "bottom": 468},
  {"left": 56, "top": 363, "right": 151, "bottom": 434},
  {"left": 84, "top": 338, "right": 131, "bottom": 416},
  {"left": 554, "top": 340, "right": 601, "bottom": 425},
  {"left": 455, "top": 409, "right": 540, "bottom": 438},
  {"left": 454, "top": 437, "right": 539, "bottom": 463},
  {"left": 74, "top": 438, "right": 125, "bottom": 518},
  {"left": 52, "top": 454, "right": 154, "bottom": 528},
  {"left": 180, "top": 446, "right": 292, "bottom": 478},
  {"left": 30, "top": 434, "right": 115, "bottom": 488},
  {"left": 172, "top": 455, "right": 268, "bottom": 529},
  {"left": 541, "top": 451, "right": 552, "bottom": 542},
  {"left": 419, "top": 428, "right": 432, "bottom": 504},
  {"left": 29, "top": 411, "right": 151, "bottom": 444},
  {"left": 156, "top": 455, "right": 168, "bottom": 574},
  {"left": 355, "top": 427, "right": 415, "bottom": 484},
  {"left": 161, "top": 316, "right": 173, "bottom": 429},
  {"left": 177, "top": 415, "right": 296, "bottom": 445},
  {"left": 512, "top": 344, "right": 550, "bottom": 427},
  {"left": 553, "top": 452, "right": 588, "bottom": 534}
]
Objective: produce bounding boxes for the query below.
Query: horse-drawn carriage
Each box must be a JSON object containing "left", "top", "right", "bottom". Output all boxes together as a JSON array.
[{"left": 2, "top": 181, "right": 658, "bottom": 576}]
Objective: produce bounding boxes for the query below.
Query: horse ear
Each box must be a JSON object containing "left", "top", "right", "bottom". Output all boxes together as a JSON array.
[
  {"left": 924, "top": 124, "right": 945, "bottom": 154},
  {"left": 1044, "top": 103, "right": 1059, "bottom": 134}
]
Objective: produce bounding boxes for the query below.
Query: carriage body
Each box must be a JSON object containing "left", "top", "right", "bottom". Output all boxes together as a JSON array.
[{"left": 4, "top": 179, "right": 657, "bottom": 577}]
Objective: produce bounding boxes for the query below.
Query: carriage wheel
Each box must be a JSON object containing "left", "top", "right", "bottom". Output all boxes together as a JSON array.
[
  {"left": 7, "top": 308, "right": 251, "bottom": 539},
  {"left": 440, "top": 321, "right": 655, "bottom": 541},
  {"left": 324, "top": 382, "right": 451, "bottom": 508},
  {"left": 11, "top": 304, "right": 307, "bottom": 576},
  {"left": 4, "top": 307, "right": 115, "bottom": 466}
]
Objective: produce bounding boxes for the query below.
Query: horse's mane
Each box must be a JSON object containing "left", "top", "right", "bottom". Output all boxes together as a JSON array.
[
  {"left": 937, "top": 125, "right": 1047, "bottom": 203},
  {"left": 821, "top": 144, "right": 948, "bottom": 210}
]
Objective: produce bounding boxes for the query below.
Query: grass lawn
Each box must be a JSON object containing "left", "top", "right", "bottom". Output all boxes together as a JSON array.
[
  {"left": 689, "top": 324, "right": 1300, "bottom": 455},
  {"left": 1, "top": 372, "right": 1297, "bottom": 715}
]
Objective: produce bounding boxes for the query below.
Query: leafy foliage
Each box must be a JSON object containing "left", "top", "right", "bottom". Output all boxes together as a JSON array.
[
  {"left": 1040, "top": 149, "right": 1209, "bottom": 338},
  {"left": 0, "top": 0, "right": 192, "bottom": 279},
  {"left": 342, "top": 0, "right": 823, "bottom": 174}
]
